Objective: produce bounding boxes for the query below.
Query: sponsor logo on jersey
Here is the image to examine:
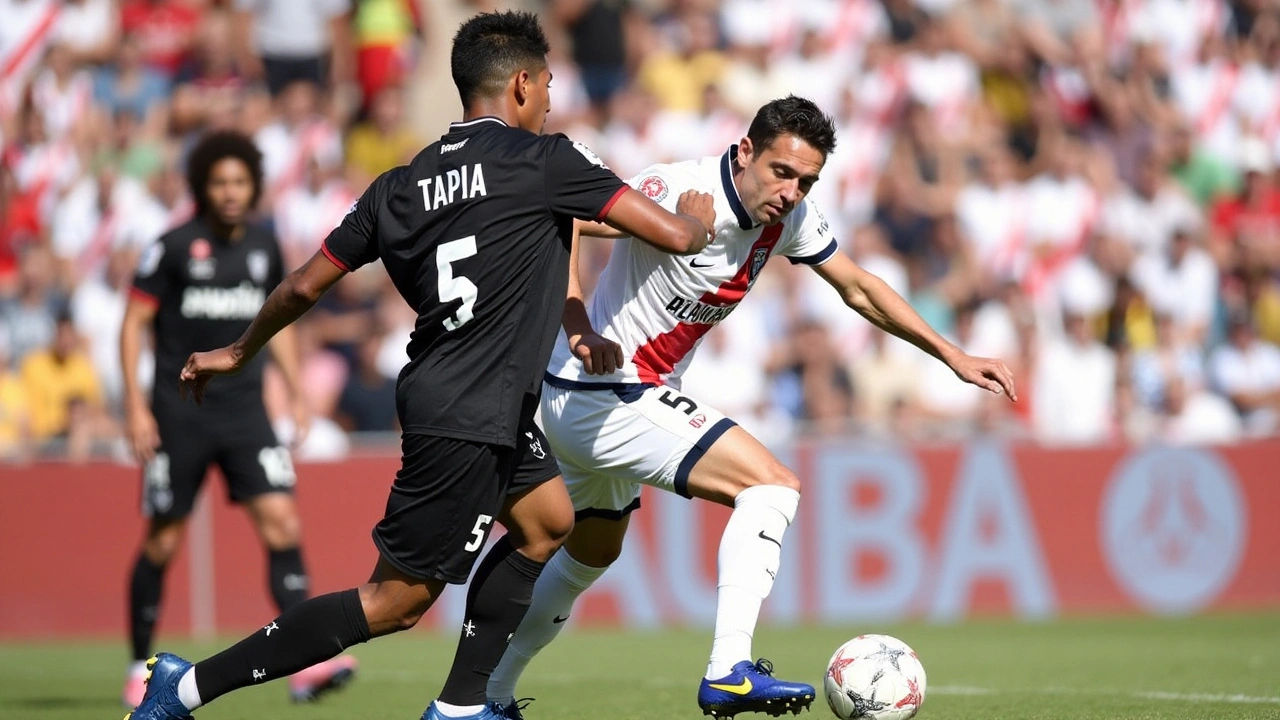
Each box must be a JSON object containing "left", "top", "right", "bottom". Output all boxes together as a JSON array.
[
  {"left": 246, "top": 249, "right": 269, "bottom": 284},
  {"left": 180, "top": 283, "right": 266, "bottom": 319},
  {"left": 189, "top": 238, "right": 216, "bottom": 280},
  {"left": 663, "top": 296, "right": 738, "bottom": 325},
  {"left": 440, "top": 138, "right": 469, "bottom": 153},
  {"left": 639, "top": 175, "right": 668, "bottom": 202}
]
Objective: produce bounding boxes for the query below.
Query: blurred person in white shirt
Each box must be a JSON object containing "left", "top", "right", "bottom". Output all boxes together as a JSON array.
[
  {"left": 1130, "top": 226, "right": 1217, "bottom": 345},
  {"left": 70, "top": 246, "right": 154, "bottom": 411},
  {"left": 902, "top": 18, "right": 980, "bottom": 141},
  {"left": 51, "top": 162, "right": 168, "bottom": 285},
  {"left": 1209, "top": 310, "right": 1280, "bottom": 436},
  {"left": 1032, "top": 294, "right": 1117, "bottom": 445},
  {"left": 254, "top": 79, "right": 343, "bottom": 205},
  {"left": 273, "top": 148, "right": 353, "bottom": 270},
  {"left": 955, "top": 144, "right": 1027, "bottom": 290}
]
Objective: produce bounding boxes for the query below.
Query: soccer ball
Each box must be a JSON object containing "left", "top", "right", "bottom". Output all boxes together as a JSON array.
[{"left": 823, "top": 634, "right": 926, "bottom": 720}]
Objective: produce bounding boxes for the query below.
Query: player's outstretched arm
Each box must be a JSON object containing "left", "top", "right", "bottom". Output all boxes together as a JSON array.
[
  {"left": 812, "top": 252, "right": 1018, "bottom": 401},
  {"left": 601, "top": 188, "right": 715, "bottom": 255},
  {"left": 563, "top": 224, "right": 623, "bottom": 375},
  {"left": 179, "top": 252, "right": 347, "bottom": 403}
]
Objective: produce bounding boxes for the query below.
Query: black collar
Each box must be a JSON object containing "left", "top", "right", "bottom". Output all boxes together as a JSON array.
[
  {"left": 720, "top": 145, "right": 755, "bottom": 231},
  {"left": 449, "top": 116, "right": 508, "bottom": 130}
]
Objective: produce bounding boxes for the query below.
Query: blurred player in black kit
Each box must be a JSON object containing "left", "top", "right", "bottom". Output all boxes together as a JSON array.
[
  {"left": 119, "top": 130, "right": 357, "bottom": 709},
  {"left": 124, "top": 10, "right": 715, "bottom": 720}
]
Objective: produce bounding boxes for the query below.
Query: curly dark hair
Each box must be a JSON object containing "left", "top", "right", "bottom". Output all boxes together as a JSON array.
[
  {"left": 451, "top": 11, "right": 550, "bottom": 107},
  {"left": 747, "top": 96, "right": 838, "bottom": 158},
  {"left": 185, "top": 130, "right": 264, "bottom": 219}
]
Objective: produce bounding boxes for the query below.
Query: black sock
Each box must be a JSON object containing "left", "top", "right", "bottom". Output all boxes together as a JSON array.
[
  {"left": 193, "top": 588, "right": 370, "bottom": 704},
  {"left": 438, "top": 536, "right": 546, "bottom": 706},
  {"left": 129, "top": 554, "right": 167, "bottom": 661},
  {"left": 268, "top": 547, "right": 309, "bottom": 612}
]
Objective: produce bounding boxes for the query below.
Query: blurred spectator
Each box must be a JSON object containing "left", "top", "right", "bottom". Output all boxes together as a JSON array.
[
  {"left": 768, "top": 319, "right": 855, "bottom": 434},
  {"left": 0, "top": 331, "right": 31, "bottom": 460},
  {"left": 170, "top": 10, "right": 246, "bottom": 134},
  {"left": 233, "top": 0, "right": 353, "bottom": 95},
  {"left": 638, "top": 10, "right": 726, "bottom": 113},
  {"left": 1209, "top": 310, "right": 1280, "bottom": 435},
  {"left": 51, "top": 161, "right": 167, "bottom": 285},
  {"left": 274, "top": 153, "right": 354, "bottom": 270},
  {"left": 19, "top": 313, "right": 113, "bottom": 457},
  {"left": 1032, "top": 299, "right": 1118, "bottom": 445},
  {"left": 93, "top": 34, "right": 171, "bottom": 133},
  {"left": 255, "top": 79, "right": 343, "bottom": 205},
  {"left": 31, "top": 44, "right": 94, "bottom": 143},
  {"left": 551, "top": 0, "right": 629, "bottom": 111},
  {"left": 71, "top": 246, "right": 150, "bottom": 410},
  {"left": 913, "top": 298, "right": 987, "bottom": 436},
  {"left": 1167, "top": 122, "right": 1240, "bottom": 206},
  {"left": 2, "top": 244, "right": 63, "bottom": 362},
  {"left": 336, "top": 331, "right": 396, "bottom": 432},
  {"left": 344, "top": 83, "right": 419, "bottom": 183},
  {"left": 850, "top": 326, "right": 920, "bottom": 437},
  {"left": 56, "top": 0, "right": 120, "bottom": 66},
  {"left": 1208, "top": 137, "right": 1280, "bottom": 271},
  {"left": 120, "top": 0, "right": 202, "bottom": 77},
  {"left": 0, "top": 0, "right": 63, "bottom": 116},
  {"left": 352, "top": 0, "right": 423, "bottom": 108},
  {"left": 1130, "top": 226, "right": 1218, "bottom": 345}
]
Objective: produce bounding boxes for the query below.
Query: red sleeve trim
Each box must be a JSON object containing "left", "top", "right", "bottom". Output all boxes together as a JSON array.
[
  {"left": 321, "top": 242, "right": 353, "bottom": 272},
  {"left": 128, "top": 286, "right": 160, "bottom": 308},
  {"left": 596, "top": 185, "right": 629, "bottom": 221}
]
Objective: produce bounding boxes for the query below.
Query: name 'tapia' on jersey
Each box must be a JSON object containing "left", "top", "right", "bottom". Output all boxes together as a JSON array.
[
  {"left": 547, "top": 145, "right": 838, "bottom": 388},
  {"left": 321, "top": 117, "right": 627, "bottom": 447},
  {"left": 130, "top": 218, "right": 286, "bottom": 409}
]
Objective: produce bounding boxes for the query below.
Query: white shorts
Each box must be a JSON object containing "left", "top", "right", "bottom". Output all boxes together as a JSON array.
[{"left": 540, "top": 378, "right": 736, "bottom": 519}]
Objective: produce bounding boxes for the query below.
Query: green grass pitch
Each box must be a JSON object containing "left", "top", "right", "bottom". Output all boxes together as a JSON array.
[{"left": 1, "top": 613, "right": 1277, "bottom": 720}]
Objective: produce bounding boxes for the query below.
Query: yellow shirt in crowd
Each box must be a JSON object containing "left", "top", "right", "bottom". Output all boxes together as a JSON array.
[{"left": 20, "top": 351, "right": 102, "bottom": 440}]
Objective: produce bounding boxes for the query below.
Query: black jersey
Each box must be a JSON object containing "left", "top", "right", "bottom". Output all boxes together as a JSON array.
[
  {"left": 322, "top": 116, "right": 627, "bottom": 447},
  {"left": 131, "top": 218, "right": 285, "bottom": 411}
]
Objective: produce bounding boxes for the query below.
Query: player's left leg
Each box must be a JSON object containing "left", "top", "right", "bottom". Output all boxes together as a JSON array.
[
  {"left": 219, "top": 416, "right": 358, "bottom": 703},
  {"left": 682, "top": 426, "right": 812, "bottom": 718},
  {"left": 430, "top": 418, "right": 573, "bottom": 720}
]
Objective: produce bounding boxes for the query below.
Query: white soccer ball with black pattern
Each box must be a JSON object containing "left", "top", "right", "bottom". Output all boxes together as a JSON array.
[{"left": 823, "top": 634, "right": 926, "bottom": 720}]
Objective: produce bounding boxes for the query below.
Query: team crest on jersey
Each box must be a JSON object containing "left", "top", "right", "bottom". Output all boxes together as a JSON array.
[
  {"left": 189, "top": 238, "right": 216, "bottom": 280},
  {"left": 749, "top": 247, "right": 769, "bottom": 281},
  {"left": 247, "top": 249, "right": 270, "bottom": 284},
  {"left": 639, "top": 176, "right": 668, "bottom": 202}
]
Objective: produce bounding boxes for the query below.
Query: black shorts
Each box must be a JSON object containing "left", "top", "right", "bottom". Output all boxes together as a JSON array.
[
  {"left": 372, "top": 418, "right": 559, "bottom": 584},
  {"left": 142, "top": 402, "right": 294, "bottom": 521}
]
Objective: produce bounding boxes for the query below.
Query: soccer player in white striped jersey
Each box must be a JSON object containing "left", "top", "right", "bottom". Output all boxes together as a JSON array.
[{"left": 489, "top": 96, "right": 1018, "bottom": 719}]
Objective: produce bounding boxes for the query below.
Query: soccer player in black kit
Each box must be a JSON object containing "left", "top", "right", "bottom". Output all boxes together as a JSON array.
[
  {"left": 124, "top": 11, "right": 715, "bottom": 720},
  {"left": 119, "top": 130, "right": 357, "bottom": 710}
]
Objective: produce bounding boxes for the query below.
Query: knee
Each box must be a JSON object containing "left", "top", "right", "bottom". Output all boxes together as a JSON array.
[
  {"left": 358, "top": 583, "right": 434, "bottom": 634},
  {"left": 143, "top": 522, "right": 185, "bottom": 565},
  {"left": 564, "top": 529, "right": 624, "bottom": 569},
  {"left": 523, "top": 507, "right": 575, "bottom": 563},
  {"left": 256, "top": 507, "right": 303, "bottom": 550},
  {"left": 743, "top": 463, "right": 801, "bottom": 496}
]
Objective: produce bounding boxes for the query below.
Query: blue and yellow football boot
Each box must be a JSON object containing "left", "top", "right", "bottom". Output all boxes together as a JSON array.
[{"left": 697, "top": 659, "right": 815, "bottom": 718}]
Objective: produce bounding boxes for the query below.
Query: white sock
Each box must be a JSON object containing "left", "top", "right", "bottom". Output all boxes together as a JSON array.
[
  {"left": 128, "top": 660, "right": 149, "bottom": 677},
  {"left": 706, "top": 485, "right": 799, "bottom": 680},
  {"left": 176, "top": 668, "right": 203, "bottom": 711},
  {"left": 487, "top": 548, "right": 608, "bottom": 704},
  {"left": 434, "top": 700, "right": 485, "bottom": 717}
]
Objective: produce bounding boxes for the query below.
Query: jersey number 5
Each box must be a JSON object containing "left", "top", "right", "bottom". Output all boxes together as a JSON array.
[{"left": 437, "top": 236, "right": 478, "bottom": 331}]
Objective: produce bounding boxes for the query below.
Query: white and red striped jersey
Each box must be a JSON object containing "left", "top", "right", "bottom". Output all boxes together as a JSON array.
[{"left": 546, "top": 145, "right": 839, "bottom": 389}]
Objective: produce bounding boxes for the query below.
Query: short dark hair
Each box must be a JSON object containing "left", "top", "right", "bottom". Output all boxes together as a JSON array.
[
  {"left": 451, "top": 11, "right": 550, "bottom": 107},
  {"left": 185, "top": 130, "right": 263, "bottom": 218},
  {"left": 747, "top": 96, "right": 837, "bottom": 158}
]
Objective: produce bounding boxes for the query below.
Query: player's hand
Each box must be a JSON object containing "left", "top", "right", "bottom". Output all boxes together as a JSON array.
[
  {"left": 179, "top": 346, "right": 245, "bottom": 404},
  {"left": 570, "top": 331, "right": 624, "bottom": 375},
  {"left": 125, "top": 402, "right": 161, "bottom": 464},
  {"left": 676, "top": 190, "right": 716, "bottom": 248},
  {"left": 948, "top": 353, "right": 1018, "bottom": 402},
  {"left": 290, "top": 397, "right": 312, "bottom": 449}
]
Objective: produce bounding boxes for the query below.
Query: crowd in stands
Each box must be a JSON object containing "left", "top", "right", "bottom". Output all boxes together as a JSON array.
[{"left": 1, "top": 0, "right": 1279, "bottom": 461}]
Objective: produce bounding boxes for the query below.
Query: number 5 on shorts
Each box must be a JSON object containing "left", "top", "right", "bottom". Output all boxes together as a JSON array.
[{"left": 465, "top": 514, "right": 493, "bottom": 552}]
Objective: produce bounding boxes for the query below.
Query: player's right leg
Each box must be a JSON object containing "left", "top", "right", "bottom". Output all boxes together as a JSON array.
[
  {"left": 124, "top": 418, "right": 213, "bottom": 708},
  {"left": 125, "top": 433, "right": 509, "bottom": 720}
]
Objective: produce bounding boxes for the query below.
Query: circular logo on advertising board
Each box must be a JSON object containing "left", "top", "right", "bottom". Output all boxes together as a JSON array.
[{"left": 1101, "top": 446, "right": 1246, "bottom": 615}]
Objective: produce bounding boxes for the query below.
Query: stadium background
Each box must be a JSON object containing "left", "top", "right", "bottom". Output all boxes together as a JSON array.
[{"left": 1, "top": 0, "right": 1279, "bottom": 641}]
